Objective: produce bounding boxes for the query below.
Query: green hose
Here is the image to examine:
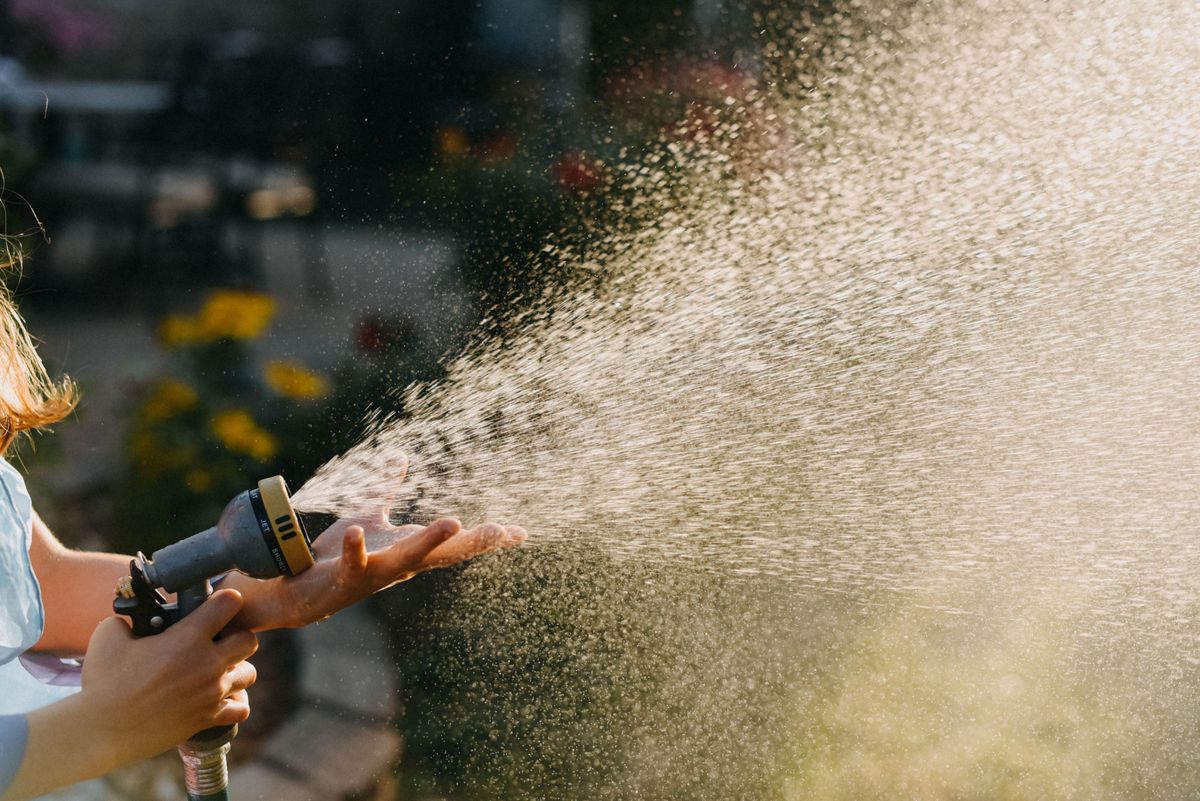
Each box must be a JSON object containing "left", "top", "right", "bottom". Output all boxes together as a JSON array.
[{"left": 187, "top": 790, "right": 231, "bottom": 801}]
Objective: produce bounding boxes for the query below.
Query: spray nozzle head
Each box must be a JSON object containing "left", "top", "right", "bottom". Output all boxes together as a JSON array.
[{"left": 140, "top": 475, "right": 315, "bottom": 593}]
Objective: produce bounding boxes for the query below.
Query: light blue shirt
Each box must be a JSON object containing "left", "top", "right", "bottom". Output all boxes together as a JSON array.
[
  {"left": 0, "top": 460, "right": 80, "bottom": 714},
  {"left": 0, "top": 461, "right": 118, "bottom": 799}
]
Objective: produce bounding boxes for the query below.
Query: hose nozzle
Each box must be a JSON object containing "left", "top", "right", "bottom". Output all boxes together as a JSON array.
[{"left": 142, "top": 475, "right": 313, "bottom": 593}]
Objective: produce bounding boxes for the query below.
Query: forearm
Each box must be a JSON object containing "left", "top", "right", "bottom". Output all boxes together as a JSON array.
[
  {"left": 32, "top": 547, "right": 131, "bottom": 655},
  {"left": 29, "top": 513, "right": 135, "bottom": 656},
  {"left": 3, "top": 695, "right": 121, "bottom": 800},
  {"left": 29, "top": 521, "right": 276, "bottom": 646}
]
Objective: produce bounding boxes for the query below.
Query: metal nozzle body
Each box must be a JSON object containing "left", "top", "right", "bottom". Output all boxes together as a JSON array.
[
  {"left": 178, "top": 741, "right": 232, "bottom": 801},
  {"left": 144, "top": 490, "right": 280, "bottom": 592}
]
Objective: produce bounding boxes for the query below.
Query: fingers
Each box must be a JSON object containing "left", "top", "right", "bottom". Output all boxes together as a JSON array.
[
  {"left": 340, "top": 525, "right": 369, "bottom": 575},
  {"left": 214, "top": 689, "right": 251, "bottom": 726},
  {"left": 415, "top": 517, "right": 461, "bottom": 553},
  {"left": 215, "top": 629, "right": 259, "bottom": 667},
  {"left": 370, "top": 517, "right": 461, "bottom": 576},
  {"left": 179, "top": 589, "right": 245, "bottom": 640},
  {"left": 414, "top": 517, "right": 463, "bottom": 552},
  {"left": 221, "top": 661, "right": 258, "bottom": 696},
  {"left": 420, "top": 523, "right": 528, "bottom": 570}
]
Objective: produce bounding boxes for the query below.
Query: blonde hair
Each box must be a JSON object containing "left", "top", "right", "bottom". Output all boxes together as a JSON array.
[{"left": 1, "top": 230, "right": 76, "bottom": 455}]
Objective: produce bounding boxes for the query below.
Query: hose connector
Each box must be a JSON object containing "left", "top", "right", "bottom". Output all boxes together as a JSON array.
[{"left": 178, "top": 741, "right": 231, "bottom": 801}]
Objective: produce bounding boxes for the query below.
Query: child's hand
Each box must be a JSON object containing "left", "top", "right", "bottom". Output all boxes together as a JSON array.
[
  {"left": 227, "top": 454, "right": 527, "bottom": 631},
  {"left": 78, "top": 589, "right": 258, "bottom": 767},
  {"left": 233, "top": 515, "right": 526, "bottom": 631}
]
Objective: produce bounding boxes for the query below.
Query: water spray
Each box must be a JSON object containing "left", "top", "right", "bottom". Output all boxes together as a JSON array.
[{"left": 114, "top": 476, "right": 314, "bottom": 801}]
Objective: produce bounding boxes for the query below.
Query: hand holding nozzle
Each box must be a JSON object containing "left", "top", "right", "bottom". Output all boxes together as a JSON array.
[
  {"left": 81, "top": 589, "right": 257, "bottom": 769},
  {"left": 112, "top": 475, "right": 310, "bottom": 801},
  {"left": 108, "top": 471, "right": 526, "bottom": 798}
]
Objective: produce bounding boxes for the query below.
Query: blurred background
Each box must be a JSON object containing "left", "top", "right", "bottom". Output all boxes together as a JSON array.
[
  {"left": 0, "top": 0, "right": 782, "bottom": 528},
  {"left": 15, "top": 4, "right": 1197, "bottom": 801},
  {"left": 0, "top": 1, "right": 799, "bottom": 799}
]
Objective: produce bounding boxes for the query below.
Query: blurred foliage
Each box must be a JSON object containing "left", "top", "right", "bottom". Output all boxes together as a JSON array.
[
  {"left": 391, "top": 128, "right": 607, "bottom": 321},
  {"left": 304, "top": 311, "right": 454, "bottom": 464},
  {"left": 110, "top": 289, "right": 330, "bottom": 552},
  {"left": 386, "top": 63, "right": 749, "bottom": 352},
  {"left": 109, "top": 287, "right": 464, "bottom": 553}
]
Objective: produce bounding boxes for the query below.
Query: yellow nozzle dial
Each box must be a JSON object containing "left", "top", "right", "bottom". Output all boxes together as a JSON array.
[{"left": 256, "top": 475, "right": 315, "bottom": 577}]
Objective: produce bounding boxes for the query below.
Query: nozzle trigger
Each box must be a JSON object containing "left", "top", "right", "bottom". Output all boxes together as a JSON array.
[{"left": 113, "top": 557, "right": 181, "bottom": 637}]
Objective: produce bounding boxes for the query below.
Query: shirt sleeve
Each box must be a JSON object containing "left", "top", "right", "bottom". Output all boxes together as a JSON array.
[
  {"left": 0, "top": 714, "right": 28, "bottom": 796},
  {"left": 0, "top": 461, "right": 44, "bottom": 666}
]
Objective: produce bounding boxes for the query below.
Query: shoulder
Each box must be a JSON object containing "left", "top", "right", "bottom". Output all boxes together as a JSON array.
[{"left": 0, "top": 459, "right": 27, "bottom": 492}]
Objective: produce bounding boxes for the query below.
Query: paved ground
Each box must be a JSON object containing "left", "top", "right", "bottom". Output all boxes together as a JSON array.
[{"left": 19, "top": 221, "right": 465, "bottom": 494}]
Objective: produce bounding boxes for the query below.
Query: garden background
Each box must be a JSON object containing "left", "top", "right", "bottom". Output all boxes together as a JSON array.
[{"left": 0, "top": 1, "right": 814, "bottom": 799}]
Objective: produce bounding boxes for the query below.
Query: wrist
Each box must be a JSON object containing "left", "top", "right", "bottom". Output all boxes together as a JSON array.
[
  {"left": 69, "top": 691, "right": 141, "bottom": 773},
  {"left": 13, "top": 693, "right": 127, "bottom": 797}
]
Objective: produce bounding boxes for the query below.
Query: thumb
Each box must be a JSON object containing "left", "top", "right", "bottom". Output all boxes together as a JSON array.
[
  {"left": 177, "top": 588, "right": 245, "bottom": 640},
  {"left": 341, "top": 525, "right": 369, "bottom": 573}
]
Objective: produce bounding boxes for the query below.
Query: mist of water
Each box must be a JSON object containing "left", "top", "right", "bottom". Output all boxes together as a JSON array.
[{"left": 292, "top": 1, "right": 1200, "bottom": 797}]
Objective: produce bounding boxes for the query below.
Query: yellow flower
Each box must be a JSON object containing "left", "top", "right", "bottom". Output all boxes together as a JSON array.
[
  {"left": 159, "top": 315, "right": 202, "bottom": 347},
  {"left": 247, "top": 432, "right": 277, "bottom": 461},
  {"left": 210, "top": 409, "right": 278, "bottom": 462},
  {"left": 131, "top": 432, "right": 159, "bottom": 464},
  {"left": 264, "top": 360, "right": 329, "bottom": 400},
  {"left": 185, "top": 469, "right": 212, "bottom": 494},
  {"left": 196, "top": 290, "right": 277, "bottom": 341},
  {"left": 158, "top": 291, "right": 276, "bottom": 348},
  {"left": 142, "top": 379, "right": 199, "bottom": 421}
]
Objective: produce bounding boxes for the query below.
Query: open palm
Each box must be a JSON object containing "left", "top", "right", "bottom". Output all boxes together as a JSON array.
[{"left": 230, "top": 457, "right": 526, "bottom": 631}]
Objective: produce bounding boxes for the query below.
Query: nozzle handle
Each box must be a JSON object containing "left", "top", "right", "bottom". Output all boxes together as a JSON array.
[{"left": 144, "top": 527, "right": 229, "bottom": 594}]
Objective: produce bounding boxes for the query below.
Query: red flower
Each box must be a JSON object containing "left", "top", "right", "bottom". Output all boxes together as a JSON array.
[
  {"left": 356, "top": 316, "right": 387, "bottom": 353},
  {"left": 552, "top": 152, "right": 602, "bottom": 192}
]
